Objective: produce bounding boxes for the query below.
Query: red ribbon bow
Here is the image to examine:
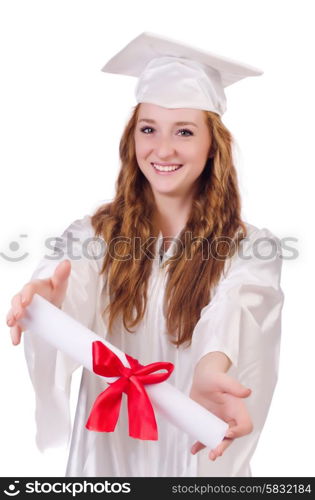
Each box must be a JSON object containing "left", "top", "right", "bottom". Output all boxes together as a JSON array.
[{"left": 86, "top": 341, "right": 174, "bottom": 440}]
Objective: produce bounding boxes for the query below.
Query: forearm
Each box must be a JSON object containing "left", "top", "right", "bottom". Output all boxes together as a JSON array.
[{"left": 197, "top": 351, "right": 231, "bottom": 372}]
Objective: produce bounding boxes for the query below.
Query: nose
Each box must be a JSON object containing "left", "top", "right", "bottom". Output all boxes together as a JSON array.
[{"left": 154, "top": 136, "right": 176, "bottom": 160}]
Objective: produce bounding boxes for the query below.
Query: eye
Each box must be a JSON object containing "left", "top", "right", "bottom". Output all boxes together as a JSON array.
[
  {"left": 140, "top": 126, "right": 154, "bottom": 134},
  {"left": 177, "top": 128, "right": 193, "bottom": 137}
]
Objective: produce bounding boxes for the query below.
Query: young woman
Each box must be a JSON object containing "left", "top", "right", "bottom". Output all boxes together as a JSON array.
[{"left": 6, "top": 33, "right": 284, "bottom": 477}]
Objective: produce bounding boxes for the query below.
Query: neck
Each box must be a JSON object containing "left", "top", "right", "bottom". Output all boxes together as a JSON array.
[{"left": 153, "top": 191, "right": 193, "bottom": 239}]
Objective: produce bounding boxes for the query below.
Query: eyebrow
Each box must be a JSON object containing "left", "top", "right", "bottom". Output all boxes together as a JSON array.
[{"left": 138, "top": 118, "right": 198, "bottom": 128}]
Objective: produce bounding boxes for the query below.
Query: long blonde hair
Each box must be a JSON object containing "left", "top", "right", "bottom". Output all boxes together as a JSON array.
[{"left": 91, "top": 104, "right": 246, "bottom": 346}]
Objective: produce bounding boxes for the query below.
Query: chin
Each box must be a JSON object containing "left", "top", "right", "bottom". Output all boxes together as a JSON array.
[{"left": 152, "top": 184, "right": 185, "bottom": 197}]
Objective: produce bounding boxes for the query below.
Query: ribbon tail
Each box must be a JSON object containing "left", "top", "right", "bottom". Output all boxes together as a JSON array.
[
  {"left": 86, "top": 378, "right": 126, "bottom": 432},
  {"left": 127, "top": 377, "right": 158, "bottom": 440}
]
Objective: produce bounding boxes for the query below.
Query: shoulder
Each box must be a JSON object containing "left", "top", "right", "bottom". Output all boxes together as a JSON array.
[
  {"left": 57, "top": 214, "right": 106, "bottom": 267},
  {"left": 60, "top": 214, "right": 96, "bottom": 240},
  {"left": 237, "top": 221, "right": 282, "bottom": 259},
  {"left": 242, "top": 221, "right": 281, "bottom": 243},
  {"left": 220, "top": 221, "right": 283, "bottom": 289}
]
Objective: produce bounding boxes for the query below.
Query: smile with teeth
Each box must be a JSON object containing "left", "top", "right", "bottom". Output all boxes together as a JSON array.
[{"left": 151, "top": 162, "right": 183, "bottom": 172}]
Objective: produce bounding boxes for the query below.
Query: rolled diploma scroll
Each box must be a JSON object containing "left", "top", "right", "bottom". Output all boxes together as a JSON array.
[{"left": 21, "top": 294, "right": 228, "bottom": 450}]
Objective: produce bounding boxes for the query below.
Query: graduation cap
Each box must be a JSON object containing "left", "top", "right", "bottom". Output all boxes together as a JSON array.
[{"left": 101, "top": 32, "right": 263, "bottom": 116}]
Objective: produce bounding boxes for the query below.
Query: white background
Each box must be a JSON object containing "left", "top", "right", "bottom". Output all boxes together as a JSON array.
[{"left": 0, "top": 0, "right": 314, "bottom": 477}]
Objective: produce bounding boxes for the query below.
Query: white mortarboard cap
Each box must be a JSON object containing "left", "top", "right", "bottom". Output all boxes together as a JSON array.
[{"left": 101, "top": 32, "right": 263, "bottom": 116}]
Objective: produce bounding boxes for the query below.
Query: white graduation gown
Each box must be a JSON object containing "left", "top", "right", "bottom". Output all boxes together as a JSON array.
[{"left": 24, "top": 215, "right": 284, "bottom": 477}]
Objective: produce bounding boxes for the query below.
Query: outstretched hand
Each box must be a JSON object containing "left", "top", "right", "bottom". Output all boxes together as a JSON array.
[
  {"left": 7, "top": 259, "right": 71, "bottom": 345},
  {"left": 190, "top": 371, "right": 253, "bottom": 461}
]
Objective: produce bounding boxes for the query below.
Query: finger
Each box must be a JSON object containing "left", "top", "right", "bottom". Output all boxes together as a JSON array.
[
  {"left": 20, "top": 280, "right": 49, "bottom": 305},
  {"left": 224, "top": 419, "right": 237, "bottom": 438},
  {"left": 191, "top": 441, "right": 206, "bottom": 455},
  {"left": 10, "top": 324, "right": 22, "bottom": 345},
  {"left": 11, "top": 294, "right": 25, "bottom": 320},
  {"left": 7, "top": 310, "right": 16, "bottom": 327},
  {"left": 209, "top": 438, "right": 233, "bottom": 460},
  {"left": 51, "top": 260, "right": 71, "bottom": 289},
  {"left": 20, "top": 282, "right": 38, "bottom": 305},
  {"left": 212, "top": 373, "right": 251, "bottom": 398}
]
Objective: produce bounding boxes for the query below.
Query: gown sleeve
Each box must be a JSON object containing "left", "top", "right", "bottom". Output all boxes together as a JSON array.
[
  {"left": 191, "top": 225, "right": 285, "bottom": 476},
  {"left": 23, "top": 215, "right": 103, "bottom": 451},
  {"left": 191, "top": 225, "right": 284, "bottom": 369}
]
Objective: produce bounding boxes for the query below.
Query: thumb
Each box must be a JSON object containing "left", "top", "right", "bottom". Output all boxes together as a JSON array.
[
  {"left": 51, "top": 260, "right": 71, "bottom": 289},
  {"left": 214, "top": 373, "right": 251, "bottom": 398}
]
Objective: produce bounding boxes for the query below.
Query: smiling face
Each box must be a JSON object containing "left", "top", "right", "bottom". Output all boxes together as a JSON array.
[{"left": 134, "top": 103, "right": 212, "bottom": 199}]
